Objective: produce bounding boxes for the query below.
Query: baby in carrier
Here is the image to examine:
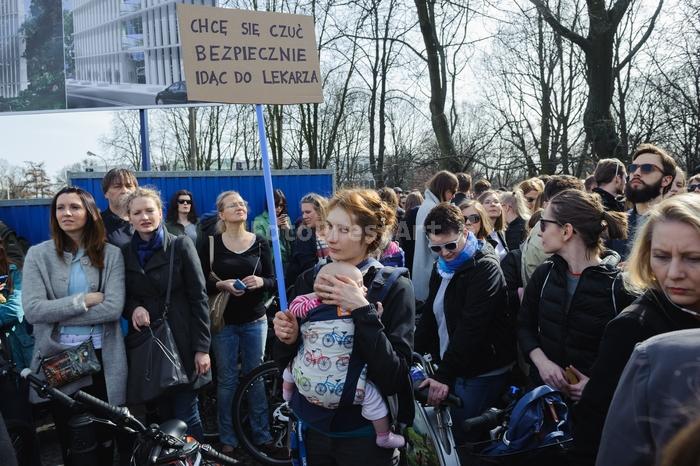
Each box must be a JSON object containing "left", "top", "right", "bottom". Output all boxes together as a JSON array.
[{"left": 282, "top": 261, "right": 405, "bottom": 448}]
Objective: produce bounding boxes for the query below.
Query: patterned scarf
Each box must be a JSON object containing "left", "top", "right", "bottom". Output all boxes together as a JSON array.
[{"left": 436, "top": 231, "right": 482, "bottom": 279}]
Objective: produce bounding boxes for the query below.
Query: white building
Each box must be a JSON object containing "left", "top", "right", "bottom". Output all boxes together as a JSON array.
[
  {"left": 72, "top": 0, "right": 215, "bottom": 87},
  {"left": 0, "top": 0, "right": 29, "bottom": 98}
]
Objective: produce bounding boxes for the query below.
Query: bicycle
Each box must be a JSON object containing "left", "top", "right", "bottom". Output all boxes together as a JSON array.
[
  {"left": 321, "top": 327, "right": 353, "bottom": 349},
  {"left": 302, "top": 348, "right": 331, "bottom": 371},
  {"left": 314, "top": 374, "right": 344, "bottom": 397},
  {"left": 0, "top": 356, "right": 239, "bottom": 466},
  {"left": 232, "top": 361, "right": 292, "bottom": 466}
]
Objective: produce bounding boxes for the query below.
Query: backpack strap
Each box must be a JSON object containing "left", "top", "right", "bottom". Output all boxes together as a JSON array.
[{"left": 367, "top": 266, "right": 409, "bottom": 304}]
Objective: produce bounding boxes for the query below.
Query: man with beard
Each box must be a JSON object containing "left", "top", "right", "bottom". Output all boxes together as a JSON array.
[
  {"left": 100, "top": 168, "right": 138, "bottom": 247},
  {"left": 623, "top": 144, "right": 677, "bottom": 258},
  {"left": 592, "top": 158, "right": 626, "bottom": 212}
]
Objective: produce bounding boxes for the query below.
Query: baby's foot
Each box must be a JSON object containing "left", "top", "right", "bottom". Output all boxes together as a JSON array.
[{"left": 376, "top": 431, "right": 405, "bottom": 448}]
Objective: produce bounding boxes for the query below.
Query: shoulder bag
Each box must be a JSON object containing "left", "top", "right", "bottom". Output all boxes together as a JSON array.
[
  {"left": 126, "top": 237, "right": 189, "bottom": 404},
  {"left": 207, "top": 235, "right": 229, "bottom": 334},
  {"left": 40, "top": 269, "right": 104, "bottom": 388}
]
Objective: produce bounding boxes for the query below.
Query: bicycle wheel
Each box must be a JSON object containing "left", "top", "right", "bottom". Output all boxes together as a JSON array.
[{"left": 232, "top": 362, "right": 292, "bottom": 466}]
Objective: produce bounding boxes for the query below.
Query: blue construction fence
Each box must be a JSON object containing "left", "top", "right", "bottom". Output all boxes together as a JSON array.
[{"left": 0, "top": 170, "right": 335, "bottom": 246}]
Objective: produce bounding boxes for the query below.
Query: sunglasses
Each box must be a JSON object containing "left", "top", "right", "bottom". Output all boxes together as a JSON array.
[
  {"left": 429, "top": 233, "right": 462, "bottom": 253},
  {"left": 539, "top": 218, "right": 563, "bottom": 232},
  {"left": 177, "top": 199, "right": 192, "bottom": 205},
  {"left": 627, "top": 163, "right": 663, "bottom": 175},
  {"left": 688, "top": 184, "right": 700, "bottom": 192},
  {"left": 464, "top": 214, "right": 481, "bottom": 224}
]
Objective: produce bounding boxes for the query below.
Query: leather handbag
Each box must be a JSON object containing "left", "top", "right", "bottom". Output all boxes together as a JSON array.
[
  {"left": 207, "top": 236, "right": 228, "bottom": 334},
  {"left": 41, "top": 339, "right": 101, "bottom": 388},
  {"left": 40, "top": 269, "right": 104, "bottom": 388},
  {"left": 126, "top": 238, "right": 189, "bottom": 405}
]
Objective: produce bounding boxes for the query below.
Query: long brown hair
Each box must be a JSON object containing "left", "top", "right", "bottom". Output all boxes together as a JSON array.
[
  {"left": 50, "top": 187, "right": 106, "bottom": 269},
  {"left": 0, "top": 239, "right": 15, "bottom": 294}
]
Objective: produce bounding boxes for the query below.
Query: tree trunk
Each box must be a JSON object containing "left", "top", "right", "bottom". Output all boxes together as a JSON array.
[{"left": 415, "top": 0, "right": 458, "bottom": 169}]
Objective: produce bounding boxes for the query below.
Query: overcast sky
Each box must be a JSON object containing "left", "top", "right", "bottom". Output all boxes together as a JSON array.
[{"left": 0, "top": 110, "right": 115, "bottom": 177}]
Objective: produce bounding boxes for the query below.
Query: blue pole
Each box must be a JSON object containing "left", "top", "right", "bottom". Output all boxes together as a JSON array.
[
  {"left": 255, "top": 104, "right": 288, "bottom": 311},
  {"left": 139, "top": 108, "right": 151, "bottom": 171}
]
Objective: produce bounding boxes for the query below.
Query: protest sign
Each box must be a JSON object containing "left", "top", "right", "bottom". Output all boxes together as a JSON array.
[{"left": 177, "top": 4, "right": 323, "bottom": 105}]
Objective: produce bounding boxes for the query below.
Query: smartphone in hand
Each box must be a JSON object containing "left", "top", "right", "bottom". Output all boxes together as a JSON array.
[{"left": 233, "top": 279, "right": 247, "bottom": 291}]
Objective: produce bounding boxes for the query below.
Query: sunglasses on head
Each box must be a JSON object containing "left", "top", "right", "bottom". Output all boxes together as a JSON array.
[
  {"left": 464, "top": 214, "right": 481, "bottom": 224},
  {"left": 628, "top": 163, "right": 663, "bottom": 175},
  {"left": 539, "top": 218, "right": 563, "bottom": 232},
  {"left": 429, "top": 232, "right": 462, "bottom": 253},
  {"left": 688, "top": 183, "right": 700, "bottom": 192},
  {"left": 177, "top": 199, "right": 192, "bottom": 205}
]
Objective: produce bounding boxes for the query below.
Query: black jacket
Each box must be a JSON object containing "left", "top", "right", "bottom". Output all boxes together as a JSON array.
[
  {"left": 285, "top": 226, "right": 320, "bottom": 284},
  {"left": 398, "top": 206, "right": 419, "bottom": 272},
  {"left": 415, "top": 244, "right": 515, "bottom": 385},
  {"left": 122, "top": 233, "right": 212, "bottom": 390},
  {"left": 570, "top": 290, "right": 700, "bottom": 465},
  {"left": 517, "top": 254, "right": 633, "bottom": 380},
  {"left": 274, "top": 262, "right": 416, "bottom": 425},
  {"left": 505, "top": 216, "right": 527, "bottom": 251},
  {"left": 592, "top": 187, "right": 625, "bottom": 212}
]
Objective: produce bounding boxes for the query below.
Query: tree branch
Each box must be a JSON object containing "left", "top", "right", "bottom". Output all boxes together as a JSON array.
[
  {"left": 529, "top": 0, "right": 590, "bottom": 51},
  {"left": 614, "top": 0, "right": 664, "bottom": 73}
]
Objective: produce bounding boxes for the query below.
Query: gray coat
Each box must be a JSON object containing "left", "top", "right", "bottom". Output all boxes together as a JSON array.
[
  {"left": 596, "top": 328, "right": 700, "bottom": 466},
  {"left": 22, "top": 240, "right": 127, "bottom": 405}
]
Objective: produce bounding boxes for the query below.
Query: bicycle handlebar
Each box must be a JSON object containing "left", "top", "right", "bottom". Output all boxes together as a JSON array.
[
  {"left": 462, "top": 407, "right": 504, "bottom": 433},
  {"left": 199, "top": 443, "right": 240, "bottom": 465},
  {"left": 18, "top": 368, "right": 77, "bottom": 409},
  {"left": 413, "top": 384, "right": 463, "bottom": 408}
]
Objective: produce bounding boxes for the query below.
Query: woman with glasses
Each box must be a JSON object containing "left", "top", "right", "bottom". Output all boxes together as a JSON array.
[
  {"left": 253, "top": 188, "right": 292, "bottom": 272},
  {"left": 687, "top": 173, "right": 700, "bottom": 193},
  {"left": 458, "top": 200, "right": 492, "bottom": 241},
  {"left": 477, "top": 190, "right": 508, "bottom": 260},
  {"left": 500, "top": 190, "right": 531, "bottom": 250},
  {"left": 569, "top": 193, "right": 700, "bottom": 465},
  {"left": 122, "top": 187, "right": 211, "bottom": 440},
  {"left": 415, "top": 203, "right": 515, "bottom": 443},
  {"left": 518, "top": 178, "right": 544, "bottom": 214},
  {"left": 23, "top": 187, "right": 126, "bottom": 465},
  {"left": 518, "top": 189, "right": 632, "bottom": 400},
  {"left": 286, "top": 192, "right": 328, "bottom": 282},
  {"left": 165, "top": 189, "right": 203, "bottom": 249},
  {"left": 199, "top": 190, "right": 276, "bottom": 456}
]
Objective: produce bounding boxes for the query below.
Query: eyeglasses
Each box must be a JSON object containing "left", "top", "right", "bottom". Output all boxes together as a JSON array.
[
  {"left": 429, "top": 233, "right": 462, "bottom": 253},
  {"left": 224, "top": 201, "right": 247, "bottom": 209},
  {"left": 688, "top": 184, "right": 700, "bottom": 192},
  {"left": 539, "top": 218, "right": 563, "bottom": 232},
  {"left": 464, "top": 214, "right": 481, "bottom": 224},
  {"left": 628, "top": 163, "right": 663, "bottom": 175},
  {"left": 177, "top": 199, "right": 192, "bottom": 205}
]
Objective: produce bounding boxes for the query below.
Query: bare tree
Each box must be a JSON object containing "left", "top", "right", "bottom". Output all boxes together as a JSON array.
[
  {"left": 99, "top": 111, "right": 142, "bottom": 169},
  {"left": 530, "top": 0, "right": 664, "bottom": 158}
]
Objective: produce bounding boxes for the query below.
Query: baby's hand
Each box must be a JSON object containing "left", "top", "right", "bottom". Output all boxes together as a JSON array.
[{"left": 376, "top": 302, "right": 384, "bottom": 317}]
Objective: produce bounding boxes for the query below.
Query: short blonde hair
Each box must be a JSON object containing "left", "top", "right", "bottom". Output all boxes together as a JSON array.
[
  {"left": 125, "top": 187, "right": 163, "bottom": 213},
  {"left": 500, "top": 190, "right": 532, "bottom": 223},
  {"left": 626, "top": 193, "right": 700, "bottom": 293}
]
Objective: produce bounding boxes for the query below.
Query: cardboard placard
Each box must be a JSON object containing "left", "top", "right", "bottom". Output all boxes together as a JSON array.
[{"left": 177, "top": 4, "right": 323, "bottom": 105}]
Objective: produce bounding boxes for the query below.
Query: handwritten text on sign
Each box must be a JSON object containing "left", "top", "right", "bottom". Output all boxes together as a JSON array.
[{"left": 177, "top": 4, "right": 323, "bottom": 105}]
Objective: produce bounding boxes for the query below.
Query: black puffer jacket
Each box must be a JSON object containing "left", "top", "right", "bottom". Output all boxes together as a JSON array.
[
  {"left": 415, "top": 243, "right": 515, "bottom": 385},
  {"left": 518, "top": 253, "right": 634, "bottom": 379}
]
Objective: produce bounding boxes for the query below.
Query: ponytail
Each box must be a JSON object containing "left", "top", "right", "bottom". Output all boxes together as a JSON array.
[{"left": 601, "top": 210, "right": 628, "bottom": 240}]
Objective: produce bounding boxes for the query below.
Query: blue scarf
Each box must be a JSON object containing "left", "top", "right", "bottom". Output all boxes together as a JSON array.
[
  {"left": 437, "top": 232, "right": 482, "bottom": 278},
  {"left": 133, "top": 224, "right": 165, "bottom": 268}
]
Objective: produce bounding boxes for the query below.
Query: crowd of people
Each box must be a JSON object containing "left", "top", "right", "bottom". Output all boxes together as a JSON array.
[{"left": 0, "top": 142, "right": 698, "bottom": 466}]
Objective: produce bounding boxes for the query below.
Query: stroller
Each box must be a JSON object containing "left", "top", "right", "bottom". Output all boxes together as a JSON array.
[{"left": 403, "top": 353, "right": 462, "bottom": 466}]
